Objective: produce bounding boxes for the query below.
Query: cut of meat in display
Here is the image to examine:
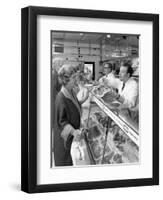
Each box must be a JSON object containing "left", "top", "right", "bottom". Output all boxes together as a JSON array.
[{"left": 84, "top": 108, "right": 139, "bottom": 164}]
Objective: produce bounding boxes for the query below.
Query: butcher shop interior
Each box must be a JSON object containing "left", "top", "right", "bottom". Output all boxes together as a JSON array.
[{"left": 51, "top": 31, "right": 139, "bottom": 167}]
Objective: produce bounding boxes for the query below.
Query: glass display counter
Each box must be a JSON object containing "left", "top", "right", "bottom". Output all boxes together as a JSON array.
[{"left": 81, "top": 88, "right": 139, "bottom": 165}]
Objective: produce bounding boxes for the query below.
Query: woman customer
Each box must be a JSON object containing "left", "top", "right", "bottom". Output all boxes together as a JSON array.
[{"left": 53, "top": 64, "right": 83, "bottom": 166}]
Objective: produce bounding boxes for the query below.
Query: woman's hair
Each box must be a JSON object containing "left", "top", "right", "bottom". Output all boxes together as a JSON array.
[
  {"left": 52, "top": 57, "right": 65, "bottom": 72},
  {"left": 58, "top": 64, "right": 75, "bottom": 86}
]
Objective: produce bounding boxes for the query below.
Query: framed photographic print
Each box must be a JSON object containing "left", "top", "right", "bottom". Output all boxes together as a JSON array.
[{"left": 21, "top": 6, "right": 159, "bottom": 193}]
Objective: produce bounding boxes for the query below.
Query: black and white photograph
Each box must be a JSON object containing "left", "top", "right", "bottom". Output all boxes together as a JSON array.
[
  {"left": 21, "top": 6, "right": 159, "bottom": 193},
  {"left": 51, "top": 31, "right": 139, "bottom": 168}
]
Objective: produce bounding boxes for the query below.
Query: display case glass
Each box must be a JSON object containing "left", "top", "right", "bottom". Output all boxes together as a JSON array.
[{"left": 81, "top": 88, "right": 139, "bottom": 165}]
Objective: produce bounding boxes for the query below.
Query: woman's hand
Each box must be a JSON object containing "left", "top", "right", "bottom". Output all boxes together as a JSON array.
[{"left": 72, "top": 129, "right": 83, "bottom": 141}]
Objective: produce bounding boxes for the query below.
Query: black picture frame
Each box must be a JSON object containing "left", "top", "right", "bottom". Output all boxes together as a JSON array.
[{"left": 21, "top": 6, "right": 159, "bottom": 193}]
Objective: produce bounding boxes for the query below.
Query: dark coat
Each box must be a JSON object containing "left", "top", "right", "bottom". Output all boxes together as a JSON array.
[
  {"left": 51, "top": 70, "right": 61, "bottom": 127},
  {"left": 53, "top": 89, "right": 81, "bottom": 166}
]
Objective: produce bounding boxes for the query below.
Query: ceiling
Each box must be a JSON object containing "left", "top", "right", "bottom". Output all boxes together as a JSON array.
[
  {"left": 51, "top": 31, "right": 139, "bottom": 47},
  {"left": 52, "top": 32, "right": 102, "bottom": 42}
]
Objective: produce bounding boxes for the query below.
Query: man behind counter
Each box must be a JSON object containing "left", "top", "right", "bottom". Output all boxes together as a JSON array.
[
  {"left": 99, "top": 63, "right": 115, "bottom": 84},
  {"left": 99, "top": 62, "right": 121, "bottom": 90},
  {"left": 115, "top": 61, "right": 138, "bottom": 110}
]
